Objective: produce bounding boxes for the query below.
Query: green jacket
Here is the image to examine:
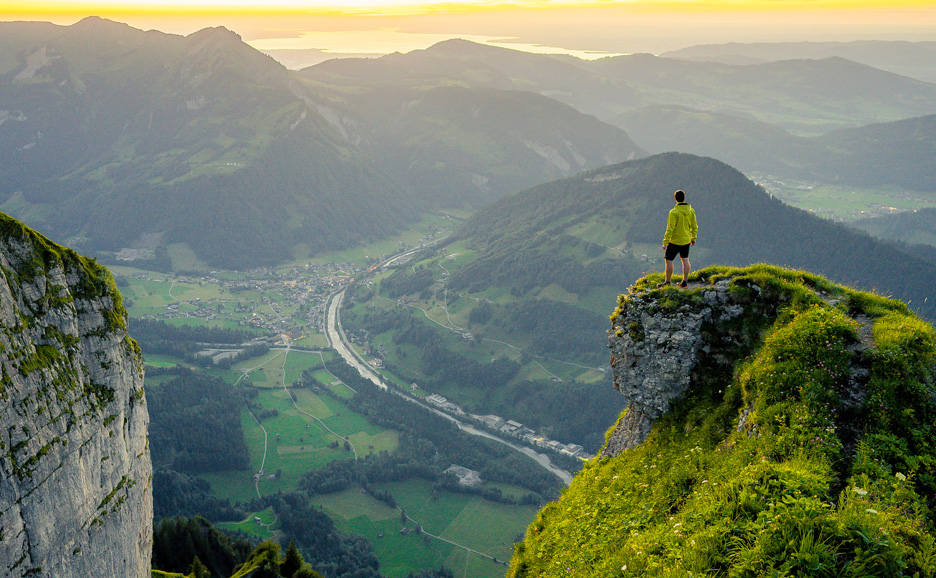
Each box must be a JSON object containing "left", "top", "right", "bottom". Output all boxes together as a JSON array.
[{"left": 662, "top": 202, "right": 698, "bottom": 246}]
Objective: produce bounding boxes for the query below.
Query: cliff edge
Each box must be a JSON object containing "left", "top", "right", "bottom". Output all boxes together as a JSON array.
[
  {"left": 509, "top": 265, "right": 936, "bottom": 577},
  {"left": 0, "top": 214, "right": 151, "bottom": 577}
]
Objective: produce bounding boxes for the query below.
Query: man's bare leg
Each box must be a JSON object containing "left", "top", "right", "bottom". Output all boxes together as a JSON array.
[
  {"left": 664, "top": 259, "right": 674, "bottom": 284},
  {"left": 680, "top": 256, "right": 691, "bottom": 284}
]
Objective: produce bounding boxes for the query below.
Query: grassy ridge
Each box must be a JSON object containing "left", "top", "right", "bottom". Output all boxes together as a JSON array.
[{"left": 509, "top": 265, "right": 936, "bottom": 577}]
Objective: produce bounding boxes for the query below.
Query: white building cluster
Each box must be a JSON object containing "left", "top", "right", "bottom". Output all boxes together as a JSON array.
[{"left": 474, "top": 414, "right": 592, "bottom": 461}]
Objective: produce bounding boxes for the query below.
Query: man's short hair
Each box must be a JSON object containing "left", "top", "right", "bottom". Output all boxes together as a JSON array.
[{"left": 674, "top": 190, "right": 685, "bottom": 203}]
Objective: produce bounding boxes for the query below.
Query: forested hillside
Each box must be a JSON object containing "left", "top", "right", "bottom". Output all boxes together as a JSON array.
[
  {"left": 340, "top": 152, "right": 935, "bottom": 456},
  {"left": 851, "top": 207, "right": 936, "bottom": 251},
  {"left": 0, "top": 18, "right": 417, "bottom": 268},
  {"left": 295, "top": 83, "right": 644, "bottom": 207}
]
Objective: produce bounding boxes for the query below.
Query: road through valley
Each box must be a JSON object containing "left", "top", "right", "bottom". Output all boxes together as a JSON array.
[{"left": 324, "top": 288, "right": 573, "bottom": 485}]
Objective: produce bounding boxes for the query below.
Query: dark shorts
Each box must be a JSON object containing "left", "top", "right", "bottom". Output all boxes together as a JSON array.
[{"left": 665, "top": 243, "right": 691, "bottom": 261}]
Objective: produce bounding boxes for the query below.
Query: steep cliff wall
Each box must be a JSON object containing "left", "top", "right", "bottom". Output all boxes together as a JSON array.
[
  {"left": 509, "top": 265, "right": 936, "bottom": 577},
  {"left": 603, "top": 277, "right": 746, "bottom": 456},
  {"left": 0, "top": 215, "right": 151, "bottom": 577}
]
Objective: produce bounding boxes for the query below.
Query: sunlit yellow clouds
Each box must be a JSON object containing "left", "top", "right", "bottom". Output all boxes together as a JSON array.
[
  {"left": 6, "top": 0, "right": 936, "bottom": 16},
  {"left": 2, "top": 0, "right": 935, "bottom": 57}
]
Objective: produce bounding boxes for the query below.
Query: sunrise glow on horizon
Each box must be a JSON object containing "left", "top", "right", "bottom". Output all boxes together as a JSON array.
[
  {"left": 8, "top": 0, "right": 936, "bottom": 18},
  {"left": 3, "top": 0, "right": 936, "bottom": 60}
]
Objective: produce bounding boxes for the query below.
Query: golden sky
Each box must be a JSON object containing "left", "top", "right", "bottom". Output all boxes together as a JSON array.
[{"left": 2, "top": 1, "right": 935, "bottom": 59}]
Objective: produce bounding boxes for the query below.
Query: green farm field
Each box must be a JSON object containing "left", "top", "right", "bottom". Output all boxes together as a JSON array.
[
  {"left": 142, "top": 353, "right": 188, "bottom": 368},
  {"left": 234, "top": 350, "right": 289, "bottom": 388},
  {"left": 292, "top": 333, "right": 329, "bottom": 348},
  {"left": 313, "top": 479, "right": 535, "bottom": 578},
  {"left": 216, "top": 507, "right": 280, "bottom": 542},
  {"left": 239, "top": 387, "right": 398, "bottom": 493},
  {"left": 758, "top": 179, "right": 936, "bottom": 221},
  {"left": 202, "top": 375, "right": 398, "bottom": 502},
  {"left": 313, "top": 489, "right": 453, "bottom": 578}
]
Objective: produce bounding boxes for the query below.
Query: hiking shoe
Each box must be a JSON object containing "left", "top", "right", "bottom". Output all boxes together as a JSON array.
[
  {"left": 679, "top": 280, "right": 688, "bottom": 288},
  {"left": 656, "top": 282, "right": 671, "bottom": 288}
]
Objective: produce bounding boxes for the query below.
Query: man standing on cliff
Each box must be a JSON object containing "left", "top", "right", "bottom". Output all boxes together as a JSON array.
[{"left": 659, "top": 189, "right": 698, "bottom": 288}]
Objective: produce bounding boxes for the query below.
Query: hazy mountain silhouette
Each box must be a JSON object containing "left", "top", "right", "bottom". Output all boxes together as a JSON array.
[
  {"left": 664, "top": 40, "right": 936, "bottom": 83},
  {"left": 582, "top": 54, "right": 936, "bottom": 133},
  {"left": 4, "top": 21, "right": 933, "bottom": 269},
  {"left": 300, "top": 83, "right": 644, "bottom": 207},
  {"left": 614, "top": 109, "right": 936, "bottom": 192},
  {"left": 308, "top": 39, "right": 936, "bottom": 135},
  {"left": 0, "top": 19, "right": 640, "bottom": 267}
]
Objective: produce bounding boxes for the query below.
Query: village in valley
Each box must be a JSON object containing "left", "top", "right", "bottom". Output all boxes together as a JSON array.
[
  {"left": 113, "top": 230, "right": 594, "bottom": 468},
  {"left": 424, "top": 393, "right": 593, "bottom": 461},
  {"left": 119, "top": 260, "right": 357, "bottom": 338}
]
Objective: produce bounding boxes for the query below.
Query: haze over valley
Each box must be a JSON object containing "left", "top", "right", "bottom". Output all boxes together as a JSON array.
[{"left": 2, "top": 9, "right": 936, "bottom": 578}]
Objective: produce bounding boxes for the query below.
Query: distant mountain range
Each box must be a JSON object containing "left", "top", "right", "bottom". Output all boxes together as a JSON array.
[
  {"left": 3, "top": 18, "right": 935, "bottom": 268},
  {"left": 0, "top": 18, "right": 640, "bottom": 268},
  {"left": 615, "top": 108, "right": 936, "bottom": 192},
  {"left": 306, "top": 38, "right": 936, "bottom": 194},
  {"left": 663, "top": 40, "right": 936, "bottom": 84},
  {"left": 309, "top": 39, "right": 936, "bottom": 135},
  {"left": 296, "top": 83, "right": 641, "bottom": 207}
]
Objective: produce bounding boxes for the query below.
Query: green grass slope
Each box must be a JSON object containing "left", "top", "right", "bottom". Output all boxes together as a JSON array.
[{"left": 509, "top": 265, "right": 936, "bottom": 577}]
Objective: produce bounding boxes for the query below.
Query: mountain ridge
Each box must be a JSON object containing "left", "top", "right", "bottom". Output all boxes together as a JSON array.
[
  {"left": 0, "top": 19, "right": 641, "bottom": 268},
  {"left": 663, "top": 40, "right": 936, "bottom": 83},
  {"left": 308, "top": 39, "right": 936, "bottom": 133},
  {"left": 614, "top": 108, "right": 936, "bottom": 192},
  {"left": 450, "top": 152, "right": 936, "bottom": 320}
]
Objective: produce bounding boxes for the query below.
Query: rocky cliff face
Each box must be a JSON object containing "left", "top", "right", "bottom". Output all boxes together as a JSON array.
[
  {"left": 0, "top": 215, "right": 151, "bottom": 577},
  {"left": 603, "top": 278, "right": 746, "bottom": 456}
]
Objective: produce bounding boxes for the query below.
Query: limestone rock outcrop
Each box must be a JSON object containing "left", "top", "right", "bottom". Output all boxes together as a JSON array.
[
  {"left": 0, "top": 215, "right": 151, "bottom": 577},
  {"left": 604, "top": 278, "right": 747, "bottom": 456}
]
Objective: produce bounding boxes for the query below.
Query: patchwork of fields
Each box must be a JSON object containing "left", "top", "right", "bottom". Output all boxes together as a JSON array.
[{"left": 133, "top": 269, "right": 537, "bottom": 578}]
